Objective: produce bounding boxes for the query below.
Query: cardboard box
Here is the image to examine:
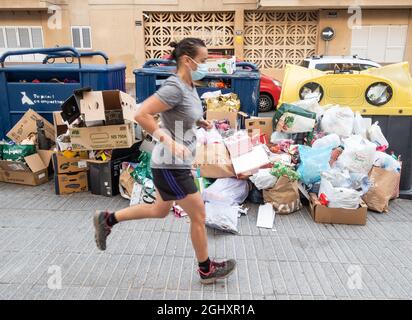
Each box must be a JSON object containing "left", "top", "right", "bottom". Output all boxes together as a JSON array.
[
  {"left": 206, "top": 110, "right": 238, "bottom": 130},
  {"left": 53, "top": 111, "right": 68, "bottom": 140},
  {"left": 223, "top": 131, "right": 252, "bottom": 158},
  {"left": 309, "top": 193, "right": 367, "bottom": 225},
  {"left": 52, "top": 151, "right": 89, "bottom": 174},
  {"left": 69, "top": 123, "right": 135, "bottom": 151},
  {"left": 54, "top": 171, "right": 88, "bottom": 195},
  {"left": 206, "top": 56, "right": 236, "bottom": 74},
  {"left": 0, "top": 150, "right": 52, "bottom": 186},
  {"left": 80, "top": 90, "right": 137, "bottom": 125},
  {"left": 7, "top": 109, "right": 55, "bottom": 144},
  {"left": 193, "top": 143, "right": 235, "bottom": 178},
  {"left": 245, "top": 117, "right": 273, "bottom": 140}
]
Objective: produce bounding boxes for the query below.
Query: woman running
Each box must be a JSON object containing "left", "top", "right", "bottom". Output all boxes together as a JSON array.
[{"left": 93, "top": 38, "right": 236, "bottom": 285}]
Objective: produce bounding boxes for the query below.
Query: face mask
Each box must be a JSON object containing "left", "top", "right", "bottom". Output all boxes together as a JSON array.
[{"left": 189, "top": 57, "right": 208, "bottom": 81}]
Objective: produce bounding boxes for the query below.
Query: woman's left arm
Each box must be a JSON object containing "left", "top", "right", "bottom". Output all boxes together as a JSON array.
[{"left": 196, "top": 118, "right": 213, "bottom": 129}]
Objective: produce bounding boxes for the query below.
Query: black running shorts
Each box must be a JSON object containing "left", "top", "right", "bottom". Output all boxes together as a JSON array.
[{"left": 151, "top": 168, "right": 198, "bottom": 201}]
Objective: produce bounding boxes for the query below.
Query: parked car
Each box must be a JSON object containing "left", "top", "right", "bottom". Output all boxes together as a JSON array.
[
  {"left": 301, "top": 55, "right": 381, "bottom": 73},
  {"left": 161, "top": 54, "right": 282, "bottom": 112},
  {"left": 256, "top": 67, "right": 282, "bottom": 113},
  {"left": 279, "top": 62, "right": 412, "bottom": 114}
]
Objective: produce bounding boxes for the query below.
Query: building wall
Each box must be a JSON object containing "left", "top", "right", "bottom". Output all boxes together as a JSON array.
[
  {"left": 0, "top": 1, "right": 411, "bottom": 84},
  {"left": 317, "top": 9, "right": 412, "bottom": 56}
]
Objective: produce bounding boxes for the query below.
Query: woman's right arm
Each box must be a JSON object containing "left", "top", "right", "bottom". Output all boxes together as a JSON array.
[{"left": 134, "top": 95, "right": 190, "bottom": 159}]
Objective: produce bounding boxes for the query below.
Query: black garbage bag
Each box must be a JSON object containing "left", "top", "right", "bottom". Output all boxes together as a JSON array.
[{"left": 246, "top": 184, "right": 264, "bottom": 205}]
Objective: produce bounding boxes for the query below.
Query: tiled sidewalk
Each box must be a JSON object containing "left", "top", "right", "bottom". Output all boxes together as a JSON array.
[{"left": 0, "top": 181, "right": 411, "bottom": 300}]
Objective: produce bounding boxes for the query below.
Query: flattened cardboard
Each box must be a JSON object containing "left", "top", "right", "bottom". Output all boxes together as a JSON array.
[
  {"left": 256, "top": 203, "right": 275, "bottom": 229},
  {"left": 206, "top": 110, "right": 238, "bottom": 129},
  {"left": 231, "top": 144, "right": 271, "bottom": 177},
  {"left": 54, "top": 171, "right": 88, "bottom": 195},
  {"left": 309, "top": 193, "right": 367, "bottom": 225},
  {"left": 52, "top": 152, "right": 89, "bottom": 174},
  {"left": 7, "top": 109, "right": 55, "bottom": 144},
  {"left": 246, "top": 117, "right": 273, "bottom": 140},
  {"left": 69, "top": 123, "right": 135, "bottom": 151}
]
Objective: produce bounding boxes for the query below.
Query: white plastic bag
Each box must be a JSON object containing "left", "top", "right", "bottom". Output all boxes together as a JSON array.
[
  {"left": 195, "top": 128, "right": 208, "bottom": 145},
  {"left": 270, "top": 132, "right": 292, "bottom": 144},
  {"left": 312, "top": 133, "right": 341, "bottom": 149},
  {"left": 319, "top": 178, "right": 362, "bottom": 209},
  {"left": 200, "top": 90, "right": 222, "bottom": 99},
  {"left": 205, "top": 202, "right": 240, "bottom": 234},
  {"left": 202, "top": 178, "right": 249, "bottom": 205},
  {"left": 321, "top": 168, "right": 370, "bottom": 196},
  {"left": 321, "top": 106, "right": 354, "bottom": 138},
  {"left": 205, "top": 127, "right": 223, "bottom": 144},
  {"left": 320, "top": 168, "right": 352, "bottom": 188},
  {"left": 130, "top": 182, "right": 143, "bottom": 206},
  {"left": 249, "top": 168, "right": 278, "bottom": 190},
  {"left": 367, "top": 122, "right": 389, "bottom": 148},
  {"left": 130, "top": 180, "right": 156, "bottom": 206},
  {"left": 335, "top": 135, "right": 376, "bottom": 175},
  {"left": 352, "top": 112, "right": 371, "bottom": 139},
  {"left": 291, "top": 95, "right": 324, "bottom": 119},
  {"left": 374, "top": 151, "right": 401, "bottom": 173}
]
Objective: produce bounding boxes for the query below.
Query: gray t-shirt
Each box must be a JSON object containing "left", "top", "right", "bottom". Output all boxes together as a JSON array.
[{"left": 150, "top": 75, "right": 203, "bottom": 169}]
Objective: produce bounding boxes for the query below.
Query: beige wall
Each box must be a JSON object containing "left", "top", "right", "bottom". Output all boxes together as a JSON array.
[
  {"left": 1, "top": 1, "right": 412, "bottom": 83},
  {"left": 317, "top": 9, "right": 412, "bottom": 56},
  {"left": 315, "top": 9, "right": 412, "bottom": 77},
  {"left": 406, "top": 10, "right": 412, "bottom": 71},
  {"left": 259, "top": 0, "right": 412, "bottom": 9}
]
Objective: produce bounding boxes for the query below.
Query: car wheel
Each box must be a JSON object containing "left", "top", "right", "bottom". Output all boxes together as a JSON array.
[{"left": 259, "top": 93, "right": 274, "bottom": 113}]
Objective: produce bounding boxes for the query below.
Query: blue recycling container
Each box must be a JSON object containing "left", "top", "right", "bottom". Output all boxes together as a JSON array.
[
  {"left": 0, "top": 47, "right": 126, "bottom": 139},
  {"left": 134, "top": 59, "right": 260, "bottom": 116}
]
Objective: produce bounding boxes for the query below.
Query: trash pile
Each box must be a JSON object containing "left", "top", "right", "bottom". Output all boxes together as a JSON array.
[
  {"left": 0, "top": 88, "right": 142, "bottom": 197},
  {"left": 273, "top": 99, "right": 401, "bottom": 221},
  {"left": 192, "top": 94, "right": 402, "bottom": 233},
  {"left": 0, "top": 87, "right": 402, "bottom": 232},
  {"left": 0, "top": 109, "right": 55, "bottom": 186},
  {"left": 54, "top": 88, "right": 141, "bottom": 196}
]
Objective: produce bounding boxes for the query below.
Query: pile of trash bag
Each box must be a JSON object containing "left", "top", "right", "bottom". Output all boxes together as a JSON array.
[{"left": 121, "top": 98, "right": 401, "bottom": 235}]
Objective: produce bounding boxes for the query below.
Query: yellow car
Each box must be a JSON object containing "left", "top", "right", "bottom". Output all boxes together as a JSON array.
[{"left": 279, "top": 62, "right": 412, "bottom": 115}]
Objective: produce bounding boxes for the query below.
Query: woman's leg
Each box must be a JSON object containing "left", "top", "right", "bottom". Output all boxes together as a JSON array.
[
  {"left": 176, "top": 192, "right": 208, "bottom": 263},
  {"left": 94, "top": 188, "right": 173, "bottom": 251},
  {"left": 115, "top": 188, "right": 174, "bottom": 222},
  {"left": 176, "top": 191, "right": 236, "bottom": 284}
]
